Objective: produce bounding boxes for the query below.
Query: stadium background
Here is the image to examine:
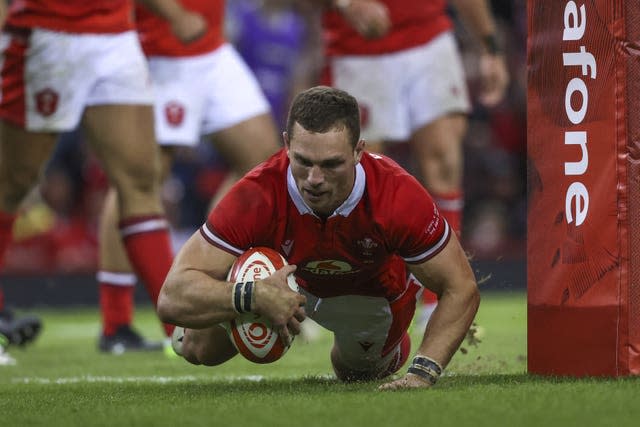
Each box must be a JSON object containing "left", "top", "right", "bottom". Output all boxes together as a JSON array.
[{"left": 0, "top": 0, "right": 526, "bottom": 306}]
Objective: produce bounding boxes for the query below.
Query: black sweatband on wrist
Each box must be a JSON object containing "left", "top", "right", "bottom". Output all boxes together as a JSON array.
[
  {"left": 233, "top": 282, "right": 244, "bottom": 314},
  {"left": 407, "top": 355, "right": 443, "bottom": 385},
  {"left": 243, "top": 281, "right": 254, "bottom": 313},
  {"left": 483, "top": 34, "right": 503, "bottom": 55}
]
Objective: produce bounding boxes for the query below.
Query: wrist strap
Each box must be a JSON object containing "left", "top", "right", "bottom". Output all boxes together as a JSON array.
[
  {"left": 407, "top": 355, "right": 443, "bottom": 385},
  {"left": 232, "top": 281, "right": 255, "bottom": 314}
]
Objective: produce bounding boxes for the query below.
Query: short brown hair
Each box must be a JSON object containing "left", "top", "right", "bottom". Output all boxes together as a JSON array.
[{"left": 286, "top": 86, "right": 360, "bottom": 148}]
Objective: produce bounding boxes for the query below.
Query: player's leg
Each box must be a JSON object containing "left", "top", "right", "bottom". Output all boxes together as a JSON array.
[
  {"left": 409, "top": 113, "right": 468, "bottom": 234},
  {"left": 82, "top": 103, "right": 174, "bottom": 339},
  {"left": 200, "top": 44, "right": 280, "bottom": 184},
  {"left": 96, "top": 146, "right": 175, "bottom": 353},
  {"left": 0, "top": 125, "right": 56, "bottom": 355},
  {"left": 177, "top": 325, "right": 238, "bottom": 366}
]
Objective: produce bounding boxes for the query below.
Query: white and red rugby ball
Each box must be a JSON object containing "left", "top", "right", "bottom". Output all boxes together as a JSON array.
[{"left": 225, "top": 246, "right": 299, "bottom": 364}]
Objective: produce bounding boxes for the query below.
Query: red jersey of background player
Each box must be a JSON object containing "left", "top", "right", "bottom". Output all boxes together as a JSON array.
[
  {"left": 323, "top": 0, "right": 452, "bottom": 56},
  {"left": 6, "top": 0, "right": 134, "bottom": 33},
  {"left": 136, "top": 0, "right": 225, "bottom": 57},
  {"left": 200, "top": 149, "right": 451, "bottom": 301}
]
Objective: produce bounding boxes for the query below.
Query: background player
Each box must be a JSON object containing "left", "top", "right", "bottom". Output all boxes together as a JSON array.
[
  {"left": 317, "top": 0, "right": 508, "bottom": 321},
  {"left": 95, "top": 0, "right": 281, "bottom": 353},
  {"left": 0, "top": 0, "right": 205, "bottom": 362}
]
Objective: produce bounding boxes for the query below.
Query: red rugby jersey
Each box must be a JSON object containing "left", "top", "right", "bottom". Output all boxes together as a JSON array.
[
  {"left": 200, "top": 149, "right": 450, "bottom": 300},
  {"left": 323, "top": 0, "right": 452, "bottom": 56},
  {"left": 6, "top": 0, "right": 134, "bottom": 33},
  {"left": 135, "top": 0, "right": 225, "bottom": 57}
]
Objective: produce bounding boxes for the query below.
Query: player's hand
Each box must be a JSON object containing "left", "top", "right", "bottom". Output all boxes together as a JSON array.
[
  {"left": 253, "top": 265, "right": 307, "bottom": 345},
  {"left": 477, "top": 53, "right": 510, "bottom": 107},
  {"left": 338, "top": 0, "right": 391, "bottom": 39},
  {"left": 170, "top": 10, "right": 207, "bottom": 44},
  {"left": 378, "top": 373, "right": 433, "bottom": 391}
]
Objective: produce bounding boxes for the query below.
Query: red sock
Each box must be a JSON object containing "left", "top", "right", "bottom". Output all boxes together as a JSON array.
[
  {"left": 432, "top": 191, "right": 464, "bottom": 237},
  {"left": 0, "top": 211, "right": 16, "bottom": 267},
  {"left": 98, "top": 271, "right": 136, "bottom": 336},
  {"left": 0, "top": 211, "right": 17, "bottom": 313},
  {"left": 119, "top": 215, "right": 174, "bottom": 336}
]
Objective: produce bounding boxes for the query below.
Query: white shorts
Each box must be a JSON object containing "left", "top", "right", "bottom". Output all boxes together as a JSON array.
[
  {"left": 326, "top": 32, "right": 471, "bottom": 142},
  {"left": 0, "top": 29, "right": 153, "bottom": 132},
  {"left": 300, "top": 278, "right": 420, "bottom": 373},
  {"left": 147, "top": 43, "right": 271, "bottom": 146}
]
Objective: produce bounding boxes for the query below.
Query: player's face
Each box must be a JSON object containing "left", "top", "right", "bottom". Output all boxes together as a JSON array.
[{"left": 285, "top": 123, "right": 364, "bottom": 218}]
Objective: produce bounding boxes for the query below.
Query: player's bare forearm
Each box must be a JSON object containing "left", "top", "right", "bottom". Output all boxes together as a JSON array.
[
  {"left": 409, "top": 236, "right": 480, "bottom": 368},
  {"left": 136, "top": 0, "right": 207, "bottom": 43},
  {"left": 157, "top": 232, "right": 239, "bottom": 328},
  {"left": 448, "top": 0, "right": 498, "bottom": 46}
]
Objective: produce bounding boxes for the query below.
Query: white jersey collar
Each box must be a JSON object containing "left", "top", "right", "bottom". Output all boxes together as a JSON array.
[{"left": 287, "top": 162, "right": 365, "bottom": 218}]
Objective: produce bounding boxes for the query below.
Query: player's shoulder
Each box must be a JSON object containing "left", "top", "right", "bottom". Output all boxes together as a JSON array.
[
  {"left": 361, "top": 151, "right": 417, "bottom": 186},
  {"left": 361, "top": 151, "right": 433, "bottom": 209},
  {"left": 238, "top": 149, "right": 288, "bottom": 195}
]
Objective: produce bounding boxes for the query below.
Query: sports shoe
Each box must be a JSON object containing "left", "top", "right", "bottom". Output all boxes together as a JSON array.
[
  {"left": 98, "top": 325, "right": 163, "bottom": 355},
  {"left": 0, "top": 334, "right": 16, "bottom": 366},
  {"left": 0, "top": 310, "right": 42, "bottom": 347}
]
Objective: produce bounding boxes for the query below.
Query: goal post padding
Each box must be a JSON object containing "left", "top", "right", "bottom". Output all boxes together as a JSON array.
[{"left": 527, "top": 0, "right": 640, "bottom": 376}]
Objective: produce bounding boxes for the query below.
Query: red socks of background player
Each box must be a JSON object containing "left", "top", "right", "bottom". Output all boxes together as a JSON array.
[
  {"left": 432, "top": 191, "right": 463, "bottom": 236},
  {"left": 118, "top": 215, "right": 174, "bottom": 336},
  {"left": 98, "top": 271, "right": 136, "bottom": 336},
  {"left": 0, "top": 211, "right": 17, "bottom": 313}
]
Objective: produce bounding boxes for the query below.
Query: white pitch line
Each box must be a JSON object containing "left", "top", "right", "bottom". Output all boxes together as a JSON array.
[{"left": 11, "top": 375, "right": 267, "bottom": 385}]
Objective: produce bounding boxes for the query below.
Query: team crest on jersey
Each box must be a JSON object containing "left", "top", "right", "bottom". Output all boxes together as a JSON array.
[
  {"left": 302, "top": 260, "right": 356, "bottom": 275},
  {"left": 357, "top": 237, "right": 379, "bottom": 257},
  {"left": 165, "top": 101, "right": 185, "bottom": 126},
  {"left": 35, "top": 88, "right": 59, "bottom": 117}
]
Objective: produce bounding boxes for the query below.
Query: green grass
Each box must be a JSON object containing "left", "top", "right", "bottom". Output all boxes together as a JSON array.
[{"left": 1, "top": 291, "right": 639, "bottom": 427}]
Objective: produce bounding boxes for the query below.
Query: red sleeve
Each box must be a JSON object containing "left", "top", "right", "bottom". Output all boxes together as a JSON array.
[
  {"left": 200, "top": 175, "right": 276, "bottom": 255},
  {"left": 385, "top": 173, "right": 451, "bottom": 264}
]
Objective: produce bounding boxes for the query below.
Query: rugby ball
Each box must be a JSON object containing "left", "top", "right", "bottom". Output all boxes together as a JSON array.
[{"left": 225, "top": 247, "right": 299, "bottom": 364}]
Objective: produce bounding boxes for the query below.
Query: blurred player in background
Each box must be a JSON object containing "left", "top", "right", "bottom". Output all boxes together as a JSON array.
[
  {"left": 317, "top": 0, "right": 508, "bottom": 323},
  {"left": 0, "top": 0, "right": 206, "bottom": 363},
  {"left": 159, "top": 86, "right": 480, "bottom": 389},
  {"left": 96, "top": 0, "right": 281, "bottom": 354},
  {"left": 226, "top": 0, "right": 323, "bottom": 130}
]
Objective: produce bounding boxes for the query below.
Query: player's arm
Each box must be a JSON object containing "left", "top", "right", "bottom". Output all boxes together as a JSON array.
[
  {"left": 448, "top": 0, "right": 509, "bottom": 107},
  {"left": 379, "top": 232, "right": 480, "bottom": 390},
  {"left": 136, "top": 0, "right": 207, "bottom": 43},
  {"left": 310, "top": 0, "right": 391, "bottom": 39},
  {"left": 157, "top": 232, "right": 306, "bottom": 336}
]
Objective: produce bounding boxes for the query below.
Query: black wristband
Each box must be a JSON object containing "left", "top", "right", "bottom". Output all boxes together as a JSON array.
[
  {"left": 483, "top": 34, "right": 503, "bottom": 55},
  {"left": 243, "top": 281, "right": 254, "bottom": 313},
  {"left": 407, "top": 355, "right": 443, "bottom": 385},
  {"left": 233, "top": 282, "right": 244, "bottom": 314}
]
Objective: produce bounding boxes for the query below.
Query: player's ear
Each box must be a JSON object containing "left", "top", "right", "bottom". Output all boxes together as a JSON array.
[
  {"left": 283, "top": 132, "right": 290, "bottom": 153},
  {"left": 354, "top": 139, "right": 365, "bottom": 163}
]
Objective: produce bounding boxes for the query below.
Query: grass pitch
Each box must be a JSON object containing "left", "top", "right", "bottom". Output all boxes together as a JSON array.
[{"left": 1, "top": 291, "right": 639, "bottom": 427}]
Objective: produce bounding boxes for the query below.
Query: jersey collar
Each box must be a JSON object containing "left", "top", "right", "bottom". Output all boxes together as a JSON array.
[{"left": 287, "top": 163, "right": 365, "bottom": 218}]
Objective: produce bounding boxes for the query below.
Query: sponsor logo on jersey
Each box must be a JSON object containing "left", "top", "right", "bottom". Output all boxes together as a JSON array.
[
  {"left": 302, "top": 259, "right": 356, "bottom": 275},
  {"left": 35, "top": 88, "right": 59, "bottom": 117},
  {"left": 165, "top": 101, "right": 185, "bottom": 127}
]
